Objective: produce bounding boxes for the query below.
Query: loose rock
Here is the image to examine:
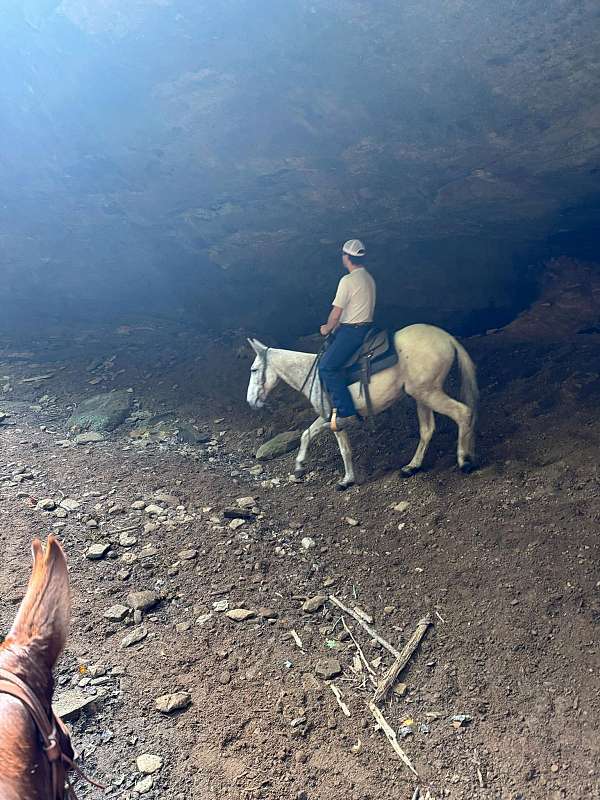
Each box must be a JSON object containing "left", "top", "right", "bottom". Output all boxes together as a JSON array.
[
  {"left": 127, "top": 590, "right": 160, "bottom": 612},
  {"left": 315, "top": 659, "right": 342, "bottom": 680},
  {"left": 136, "top": 754, "right": 163, "bottom": 774},
  {"left": 155, "top": 691, "right": 191, "bottom": 713},
  {"left": 256, "top": 431, "right": 301, "bottom": 461},
  {"left": 120, "top": 627, "right": 148, "bottom": 648},
  {"left": 104, "top": 604, "right": 130, "bottom": 622},
  {"left": 302, "top": 595, "right": 327, "bottom": 613},
  {"left": 226, "top": 608, "right": 256, "bottom": 622},
  {"left": 85, "top": 543, "right": 110, "bottom": 561}
]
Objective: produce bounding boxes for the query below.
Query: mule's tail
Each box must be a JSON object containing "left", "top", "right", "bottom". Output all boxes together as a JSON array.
[{"left": 453, "top": 338, "right": 479, "bottom": 420}]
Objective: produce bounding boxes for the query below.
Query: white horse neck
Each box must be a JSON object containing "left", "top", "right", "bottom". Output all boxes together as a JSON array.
[{"left": 268, "top": 348, "right": 318, "bottom": 396}]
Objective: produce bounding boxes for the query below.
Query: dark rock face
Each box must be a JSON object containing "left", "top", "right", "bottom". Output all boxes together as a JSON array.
[{"left": 2, "top": 2, "right": 599, "bottom": 335}]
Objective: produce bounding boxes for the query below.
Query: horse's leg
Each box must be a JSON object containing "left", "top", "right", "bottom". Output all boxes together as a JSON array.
[
  {"left": 401, "top": 401, "right": 435, "bottom": 477},
  {"left": 333, "top": 430, "right": 355, "bottom": 490},
  {"left": 294, "top": 417, "right": 329, "bottom": 478},
  {"left": 418, "top": 388, "right": 475, "bottom": 473}
]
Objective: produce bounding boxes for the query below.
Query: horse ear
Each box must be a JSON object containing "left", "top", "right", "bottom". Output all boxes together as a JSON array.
[
  {"left": 249, "top": 338, "right": 267, "bottom": 357},
  {"left": 9, "top": 536, "right": 71, "bottom": 668}
]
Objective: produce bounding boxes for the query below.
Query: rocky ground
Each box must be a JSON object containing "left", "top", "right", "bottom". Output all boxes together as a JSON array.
[{"left": 0, "top": 319, "right": 599, "bottom": 800}]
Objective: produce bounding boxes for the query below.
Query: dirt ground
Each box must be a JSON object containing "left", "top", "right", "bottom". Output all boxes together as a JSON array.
[{"left": 0, "top": 319, "right": 599, "bottom": 800}]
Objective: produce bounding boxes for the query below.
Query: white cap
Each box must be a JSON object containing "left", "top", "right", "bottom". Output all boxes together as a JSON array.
[{"left": 342, "top": 239, "right": 366, "bottom": 257}]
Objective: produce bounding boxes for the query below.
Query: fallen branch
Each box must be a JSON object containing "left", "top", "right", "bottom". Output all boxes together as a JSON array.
[
  {"left": 329, "top": 595, "right": 401, "bottom": 659},
  {"left": 368, "top": 701, "right": 418, "bottom": 777},
  {"left": 330, "top": 684, "right": 351, "bottom": 717},
  {"left": 342, "top": 618, "right": 378, "bottom": 688},
  {"left": 373, "top": 616, "right": 432, "bottom": 704}
]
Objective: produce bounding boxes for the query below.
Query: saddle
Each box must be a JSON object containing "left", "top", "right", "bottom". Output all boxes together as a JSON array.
[{"left": 342, "top": 327, "right": 398, "bottom": 423}]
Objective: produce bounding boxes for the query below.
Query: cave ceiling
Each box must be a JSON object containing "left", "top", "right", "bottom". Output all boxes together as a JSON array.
[{"left": 2, "top": 1, "right": 600, "bottom": 328}]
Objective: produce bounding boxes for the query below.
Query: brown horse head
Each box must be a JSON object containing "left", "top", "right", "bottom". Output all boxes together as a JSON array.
[{"left": 0, "top": 536, "right": 71, "bottom": 800}]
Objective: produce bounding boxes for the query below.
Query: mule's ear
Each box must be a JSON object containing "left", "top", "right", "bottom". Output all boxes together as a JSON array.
[
  {"left": 249, "top": 338, "right": 267, "bottom": 357},
  {"left": 9, "top": 535, "right": 71, "bottom": 668}
]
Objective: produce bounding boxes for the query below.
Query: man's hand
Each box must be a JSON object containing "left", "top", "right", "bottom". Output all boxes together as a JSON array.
[{"left": 321, "top": 306, "right": 342, "bottom": 336}]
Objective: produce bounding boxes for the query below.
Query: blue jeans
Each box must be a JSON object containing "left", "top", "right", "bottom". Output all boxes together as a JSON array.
[{"left": 319, "top": 325, "right": 370, "bottom": 417}]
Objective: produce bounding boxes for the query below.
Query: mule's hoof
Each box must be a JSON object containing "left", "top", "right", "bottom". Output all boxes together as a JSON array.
[
  {"left": 294, "top": 467, "right": 306, "bottom": 479},
  {"left": 460, "top": 459, "right": 476, "bottom": 475},
  {"left": 336, "top": 480, "right": 355, "bottom": 491},
  {"left": 400, "top": 466, "right": 420, "bottom": 478}
]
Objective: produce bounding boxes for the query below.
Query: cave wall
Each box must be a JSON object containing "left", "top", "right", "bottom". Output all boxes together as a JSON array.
[{"left": 2, "top": 1, "right": 600, "bottom": 336}]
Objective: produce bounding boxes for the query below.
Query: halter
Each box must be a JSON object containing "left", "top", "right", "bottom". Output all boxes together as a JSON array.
[{"left": 0, "top": 669, "right": 104, "bottom": 799}]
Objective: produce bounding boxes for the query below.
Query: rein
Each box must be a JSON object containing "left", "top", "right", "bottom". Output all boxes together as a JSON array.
[{"left": 0, "top": 669, "right": 104, "bottom": 799}]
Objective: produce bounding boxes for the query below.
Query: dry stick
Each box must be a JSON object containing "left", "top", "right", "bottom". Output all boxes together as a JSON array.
[
  {"left": 341, "top": 618, "right": 378, "bottom": 688},
  {"left": 329, "top": 595, "right": 401, "bottom": 659},
  {"left": 373, "top": 615, "right": 432, "bottom": 704},
  {"left": 330, "top": 684, "right": 351, "bottom": 717},
  {"left": 368, "top": 701, "right": 418, "bottom": 777}
]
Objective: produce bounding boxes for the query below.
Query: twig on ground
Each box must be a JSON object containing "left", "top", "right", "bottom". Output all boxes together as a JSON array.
[
  {"left": 368, "top": 701, "right": 418, "bottom": 776},
  {"left": 342, "top": 618, "right": 378, "bottom": 688},
  {"left": 329, "top": 595, "right": 401, "bottom": 659},
  {"left": 108, "top": 523, "right": 140, "bottom": 535},
  {"left": 330, "top": 684, "right": 351, "bottom": 717},
  {"left": 411, "top": 788, "right": 420, "bottom": 800},
  {"left": 373, "top": 616, "right": 432, "bottom": 704},
  {"left": 290, "top": 629, "right": 303, "bottom": 649}
]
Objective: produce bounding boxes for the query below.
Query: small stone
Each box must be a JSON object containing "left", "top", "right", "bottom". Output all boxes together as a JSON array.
[
  {"left": 255, "top": 430, "right": 302, "bottom": 461},
  {"left": 52, "top": 689, "right": 106, "bottom": 721},
  {"left": 384, "top": 605, "right": 395, "bottom": 615},
  {"left": 126, "top": 591, "right": 160, "bottom": 611},
  {"left": 85, "top": 543, "right": 110, "bottom": 560},
  {"left": 120, "top": 626, "right": 148, "bottom": 648},
  {"left": 134, "top": 775, "right": 153, "bottom": 794},
  {"left": 550, "top": 764, "right": 560, "bottom": 774},
  {"left": 345, "top": 516, "right": 359, "bottom": 526},
  {"left": 131, "top": 500, "right": 146, "bottom": 510},
  {"left": 249, "top": 464, "right": 264, "bottom": 476},
  {"left": 144, "top": 504, "right": 165, "bottom": 516},
  {"left": 74, "top": 432, "right": 105, "bottom": 444},
  {"left": 229, "top": 518, "right": 246, "bottom": 530},
  {"left": 218, "top": 671, "right": 232, "bottom": 685},
  {"left": 86, "top": 519, "right": 99, "bottom": 529},
  {"left": 302, "top": 595, "right": 327, "bottom": 613},
  {"left": 394, "top": 682, "right": 408, "bottom": 697},
  {"left": 133, "top": 610, "right": 143, "bottom": 625},
  {"left": 117, "top": 568, "right": 131, "bottom": 580},
  {"left": 258, "top": 607, "right": 278, "bottom": 619},
  {"left": 315, "top": 659, "right": 342, "bottom": 680},
  {"left": 301, "top": 537, "right": 316, "bottom": 550},
  {"left": 136, "top": 754, "right": 163, "bottom": 774},
  {"left": 59, "top": 498, "right": 80, "bottom": 511},
  {"left": 119, "top": 532, "right": 138, "bottom": 547},
  {"left": 155, "top": 691, "right": 191, "bottom": 714},
  {"left": 54, "top": 508, "right": 68, "bottom": 519},
  {"left": 392, "top": 501, "right": 410, "bottom": 513},
  {"left": 176, "top": 621, "right": 192, "bottom": 633},
  {"left": 104, "top": 604, "right": 129, "bottom": 621},
  {"left": 178, "top": 549, "right": 198, "bottom": 561},
  {"left": 226, "top": 608, "right": 256, "bottom": 622},
  {"left": 87, "top": 663, "right": 107, "bottom": 678},
  {"left": 37, "top": 498, "right": 56, "bottom": 511},
  {"left": 236, "top": 496, "right": 256, "bottom": 509}
]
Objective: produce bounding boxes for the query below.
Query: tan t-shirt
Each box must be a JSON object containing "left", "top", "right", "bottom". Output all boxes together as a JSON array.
[{"left": 332, "top": 267, "right": 376, "bottom": 324}]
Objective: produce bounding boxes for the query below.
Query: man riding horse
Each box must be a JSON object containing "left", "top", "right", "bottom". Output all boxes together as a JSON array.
[{"left": 319, "top": 239, "right": 376, "bottom": 432}]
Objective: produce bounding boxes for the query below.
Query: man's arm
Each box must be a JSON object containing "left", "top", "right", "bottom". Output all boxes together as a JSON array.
[{"left": 320, "top": 305, "right": 342, "bottom": 336}]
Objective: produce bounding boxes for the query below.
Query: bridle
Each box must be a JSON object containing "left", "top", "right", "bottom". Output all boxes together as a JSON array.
[{"left": 0, "top": 669, "right": 103, "bottom": 799}]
